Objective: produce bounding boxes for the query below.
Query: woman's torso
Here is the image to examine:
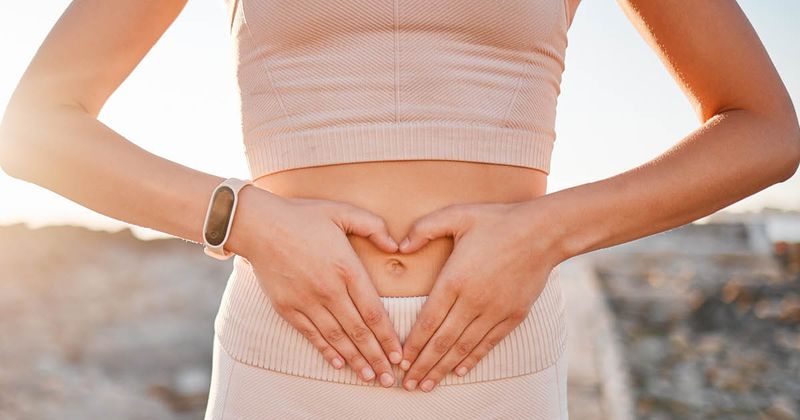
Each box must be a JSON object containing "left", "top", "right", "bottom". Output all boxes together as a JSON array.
[
  {"left": 231, "top": 0, "right": 575, "bottom": 296},
  {"left": 254, "top": 161, "right": 547, "bottom": 297}
]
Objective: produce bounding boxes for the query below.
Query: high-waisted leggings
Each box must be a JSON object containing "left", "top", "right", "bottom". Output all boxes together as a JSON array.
[{"left": 204, "top": 256, "right": 569, "bottom": 419}]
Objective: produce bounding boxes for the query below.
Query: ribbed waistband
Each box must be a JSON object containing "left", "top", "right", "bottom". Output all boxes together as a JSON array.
[
  {"left": 214, "top": 255, "right": 566, "bottom": 387},
  {"left": 244, "top": 122, "right": 555, "bottom": 178}
]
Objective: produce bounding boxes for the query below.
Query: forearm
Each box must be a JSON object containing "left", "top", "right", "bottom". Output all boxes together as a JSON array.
[
  {"left": 533, "top": 108, "right": 800, "bottom": 263},
  {"left": 0, "top": 102, "right": 256, "bottom": 252}
]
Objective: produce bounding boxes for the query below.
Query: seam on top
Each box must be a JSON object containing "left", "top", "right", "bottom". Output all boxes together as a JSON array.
[
  {"left": 499, "top": 58, "right": 530, "bottom": 129},
  {"left": 562, "top": 0, "right": 571, "bottom": 28},
  {"left": 239, "top": 0, "right": 290, "bottom": 120},
  {"left": 228, "top": 0, "right": 239, "bottom": 33},
  {"left": 500, "top": 0, "right": 563, "bottom": 129}
]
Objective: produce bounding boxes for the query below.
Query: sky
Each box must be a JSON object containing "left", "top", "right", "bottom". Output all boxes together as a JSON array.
[{"left": 0, "top": 1, "right": 798, "bottom": 240}]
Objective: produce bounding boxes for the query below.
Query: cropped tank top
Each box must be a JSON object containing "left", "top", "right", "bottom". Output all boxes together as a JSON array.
[{"left": 221, "top": 0, "right": 580, "bottom": 178}]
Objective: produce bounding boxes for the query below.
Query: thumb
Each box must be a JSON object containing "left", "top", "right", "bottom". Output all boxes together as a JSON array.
[
  {"left": 331, "top": 204, "right": 399, "bottom": 253},
  {"left": 399, "top": 205, "right": 468, "bottom": 254}
]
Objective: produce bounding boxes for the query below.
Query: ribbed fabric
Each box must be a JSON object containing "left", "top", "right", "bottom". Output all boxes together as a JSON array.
[
  {"left": 205, "top": 333, "right": 569, "bottom": 420},
  {"left": 213, "top": 255, "right": 567, "bottom": 387},
  {"left": 221, "top": 0, "right": 580, "bottom": 178}
]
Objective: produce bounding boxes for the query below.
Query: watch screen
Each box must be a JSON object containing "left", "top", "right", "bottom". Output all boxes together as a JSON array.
[{"left": 205, "top": 186, "right": 235, "bottom": 247}]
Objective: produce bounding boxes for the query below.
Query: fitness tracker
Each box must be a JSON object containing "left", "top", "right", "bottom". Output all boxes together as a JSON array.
[{"left": 202, "top": 177, "right": 252, "bottom": 260}]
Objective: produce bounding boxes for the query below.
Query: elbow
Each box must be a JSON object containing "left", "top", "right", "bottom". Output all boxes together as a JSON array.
[
  {"left": 780, "top": 136, "right": 800, "bottom": 182},
  {"left": 0, "top": 101, "right": 54, "bottom": 182},
  {"left": 0, "top": 106, "right": 27, "bottom": 180},
  {"left": 774, "top": 115, "right": 800, "bottom": 183}
]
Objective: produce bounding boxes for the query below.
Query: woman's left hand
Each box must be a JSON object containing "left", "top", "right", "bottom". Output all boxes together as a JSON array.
[{"left": 395, "top": 199, "right": 565, "bottom": 392}]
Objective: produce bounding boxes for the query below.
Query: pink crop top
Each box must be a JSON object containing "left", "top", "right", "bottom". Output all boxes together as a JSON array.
[{"left": 221, "top": 0, "right": 580, "bottom": 178}]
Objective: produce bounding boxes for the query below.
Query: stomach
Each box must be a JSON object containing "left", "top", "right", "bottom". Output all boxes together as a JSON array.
[{"left": 253, "top": 160, "right": 548, "bottom": 297}]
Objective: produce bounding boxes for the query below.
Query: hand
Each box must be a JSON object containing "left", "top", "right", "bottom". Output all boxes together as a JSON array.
[
  {"left": 394, "top": 200, "right": 564, "bottom": 392},
  {"left": 230, "top": 186, "right": 404, "bottom": 387}
]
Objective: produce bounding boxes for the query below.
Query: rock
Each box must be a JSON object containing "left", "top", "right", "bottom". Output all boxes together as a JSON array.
[{"left": 764, "top": 396, "right": 797, "bottom": 420}]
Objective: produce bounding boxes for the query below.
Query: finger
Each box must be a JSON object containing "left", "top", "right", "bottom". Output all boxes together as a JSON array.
[
  {"left": 284, "top": 308, "right": 346, "bottom": 370},
  {"left": 324, "top": 296, "right": 397, "bottom": 387},
  {"left": 417, "top": 314, "right": 497, "bottom": 390},
  {"left": 324, "top": 265, "right": 398, "bottom": 387},
  {"left": 402, "top": 298, "right": 478, "bottom": 392},
  {"left": 399, "top": 205, "right": 468, "bottom": 253},
  {"left": 399, "top": 269, "right": 461, "bottom": 372},
  {"left": 331, "top": 204, "right": 399, "bottom": 253},
  {"left": 340, "top": 254, "right": 405, "bottom": 366},
  {"left": 453, "top": 316, "right": 521, "bottom": 378},
  {"left": 301, "top": 304, "right": 377, "bottom": 381}
]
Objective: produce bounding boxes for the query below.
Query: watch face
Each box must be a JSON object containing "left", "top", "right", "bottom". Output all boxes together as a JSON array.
[{"left": 205, "top": 186, "right": 235, "bottom": 246}]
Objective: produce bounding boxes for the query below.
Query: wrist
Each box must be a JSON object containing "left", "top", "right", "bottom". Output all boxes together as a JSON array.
[
  {"left": 224, "top": 184, "right": 264, "bottom": 260},
  {"left": 515, "top": 193, "right": 579, "bottom": 266}
]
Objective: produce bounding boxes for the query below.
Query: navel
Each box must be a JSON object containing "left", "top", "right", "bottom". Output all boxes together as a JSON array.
[{"left": 385, "top": 257, "right": 406, "bottom": 275}]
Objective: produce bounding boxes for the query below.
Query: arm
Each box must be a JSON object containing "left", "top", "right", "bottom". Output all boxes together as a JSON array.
[
  {"left": 0, "top": 0, "right": 251, "bottom": 251},
  {"left": 389, "top": 0, "right": 800, "bottom": 392},
  {"left": 0, "top": 0, "right": 406, "bottom": 383},
  {"left": 537, "top": 0, "right": 800, "bottom": 263}
]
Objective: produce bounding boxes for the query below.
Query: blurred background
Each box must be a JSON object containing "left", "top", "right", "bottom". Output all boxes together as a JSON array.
[{"left": 0, "top": 1, "right": 798, "bottom": 419}]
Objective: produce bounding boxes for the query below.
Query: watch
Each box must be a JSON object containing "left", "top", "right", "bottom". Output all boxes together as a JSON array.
[{"left": 202, "top": 177, "right": 252, "bottom": 260}]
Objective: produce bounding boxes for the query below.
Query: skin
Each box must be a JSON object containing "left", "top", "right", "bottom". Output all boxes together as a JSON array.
[{"left": 0, "top": 0, "right": 798, "bottom": 399}]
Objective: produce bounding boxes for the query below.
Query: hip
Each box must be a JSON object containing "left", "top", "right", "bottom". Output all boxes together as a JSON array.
[
  {"left": 209, "top": 256, "right": 568, "bottom": 418},
  {"left": 213, "top": 255, "right": 567, "bottom": 387}
]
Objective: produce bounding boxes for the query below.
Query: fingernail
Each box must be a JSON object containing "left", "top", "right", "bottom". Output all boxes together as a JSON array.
[
  {"left": 404, "top": 379, "right": 417, "bottom": 391},
  {"left": 420, "top": 379, "right": 435, "bottom": 392},
  {"left": 361, "top": 366, "right": 375, "bottom": 381},
  {"left": 399, "top": 238, "right": 410, "bottom": 251},
  {"left": 380, "top": 372, "right": 394, "bottom": 387},
  {"left": 389, "top": 351, "right": 402, "bottom": 364},
  {"left": 455, "top": 366, "right": 468, "bottom": 376},
  {"left": 332, "top": 358, "right": 343, "bottom": 369},
  {"left": 400, "top": 359, "right": 411, "bottom": 371}
]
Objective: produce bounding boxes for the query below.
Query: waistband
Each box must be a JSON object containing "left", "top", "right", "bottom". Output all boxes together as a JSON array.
[{"left": 213, "top": 255, "right": 566, "bottom": 387}]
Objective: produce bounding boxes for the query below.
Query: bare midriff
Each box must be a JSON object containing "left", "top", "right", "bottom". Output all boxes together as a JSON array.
[{"left": 253, "top": 160, "right": 547, "bottom": 297}]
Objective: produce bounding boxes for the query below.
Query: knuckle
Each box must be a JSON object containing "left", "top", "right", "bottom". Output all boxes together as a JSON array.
[
  {"left": 418, "top": 316, "right": 440, "bottom": 334},
  {"left": 428, "top": 366, "right": 447, "bottom": 380},
  {"left": 311, "top": 281, "right": 335, "bottom": 301},
  {"left": 349, "top": 324, "right": 372, "bottom": 343},
  {"left": 348, "top": 353, "right": 365, "bottom": 366},
  {"left": 297, "top": 325, "right": 318, "bottom": 341},
  {"left": 432, "top": 335, "right": 454, "bottom": 353},
  {"left": 368, "top": 356, "right": 390, "bottom": 370},
  {"left": 484, "top": 334, "right": 502, "bottom": 350},
  {"left": 508, "top": 307, "right": 530, "bottom": 322},
  {"left": 407, "top": 364, "right": 427, "bottom": 379},
  {"left": 324, "top": 326, "right": 347, "bottom": 343},
  {"left": 331, "top": 259, "right": 357, "bottom": 283},
  {"left": 378, "top": 334, "right": 396, "bottom": 347},
  {"left": 454, "top": 340, "right": 474, "bottom": 357},
  {"left": 405, "top": 343, "right": 423, "bottom": 356},
  {"left": 362, "top": 307, "right": 386, "bottom": 327},
  {"left": 270, "top": 298, "right": 291, "bottom": 315}
]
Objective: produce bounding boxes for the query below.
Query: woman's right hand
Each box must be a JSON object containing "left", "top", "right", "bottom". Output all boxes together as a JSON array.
[{"left": 228, "top": 185, "right": 403, "bottom": 387}]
